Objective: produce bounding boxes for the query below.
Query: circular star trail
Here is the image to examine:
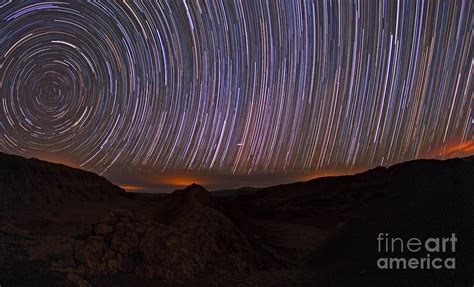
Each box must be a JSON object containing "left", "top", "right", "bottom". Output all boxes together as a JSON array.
[{"left": 0, "top": 1, "right": 472, "bottom": 181}]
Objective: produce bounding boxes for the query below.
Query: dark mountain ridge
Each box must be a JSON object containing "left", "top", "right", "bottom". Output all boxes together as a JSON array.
[
  {"left": 0, "top": 152, "right": 126, "bottom": 202},
  {"left": 0, "top": 152, "right": 130, "bottom": 226},
  {"left": 230, "top": 156, "right": 473, "bottom": 224}
]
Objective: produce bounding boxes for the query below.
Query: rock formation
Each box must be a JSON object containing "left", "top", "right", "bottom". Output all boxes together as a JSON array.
[{"left": 73, "top": 207, "right": 256, "bottom": 280}]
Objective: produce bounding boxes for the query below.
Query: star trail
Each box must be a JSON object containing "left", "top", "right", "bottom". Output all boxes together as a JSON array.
[{"left": 0, "top": 1, "right": 472, "bottom": 191}]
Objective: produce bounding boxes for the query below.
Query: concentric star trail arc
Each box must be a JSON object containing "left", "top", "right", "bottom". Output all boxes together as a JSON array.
[{"left": 0, "top": 1, "right": 472, "bottom": 190}]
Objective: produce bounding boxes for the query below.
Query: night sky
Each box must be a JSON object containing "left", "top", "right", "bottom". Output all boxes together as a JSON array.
[{"left": 0, "top": 1, "right": 472, "bottom": 192}]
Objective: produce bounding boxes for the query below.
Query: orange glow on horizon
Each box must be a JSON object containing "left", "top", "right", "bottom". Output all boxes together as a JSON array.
[
  {"left": 120, "top": 185, "right": 144, "bottom": 191},
  {"left": 442, "top": 140, "right": 474, "bottom": 156},
  {"left": 426, "top": 139, "right": 474, "bottom": 158},
  {"left": 158, "top": 176, "right": 204, "bottom": 187}
]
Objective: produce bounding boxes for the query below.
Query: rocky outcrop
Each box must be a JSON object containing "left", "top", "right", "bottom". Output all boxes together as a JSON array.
[
  {"left": 73, "top": 208, "right": 256, "bottom": 280},
  {"left": 73, "top": 210, "right": 155, "bottom": 276}
]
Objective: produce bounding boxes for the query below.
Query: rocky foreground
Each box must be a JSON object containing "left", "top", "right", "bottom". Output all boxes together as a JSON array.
[
  {"left": 0, "top": 152, "right": 473, "bottom": 286},
  {"left": 0, "top": 155, "right": 258, "bottom": 286}
]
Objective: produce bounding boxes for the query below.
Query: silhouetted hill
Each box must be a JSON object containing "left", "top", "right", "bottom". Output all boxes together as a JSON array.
[
  {"left": 0, "top": 152, "right": 126, "bottom": 199},
  {"left": 133, "top": 183, "right": 221, "bottom": 225},
  {"left": 0, "top": 152, "right": 128, "bottom": 223},
  {"left": 224, "top": 156, "right": 474, "bottom": 286},
  {"left": 231, "top": 156, "right": 473, "bottom": 225},
  {"left": 305, "top": 156, "right": 474, "bottom": 286},
  {"left": 167, "top": 183, "right": 216, "bottom": 209}
]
